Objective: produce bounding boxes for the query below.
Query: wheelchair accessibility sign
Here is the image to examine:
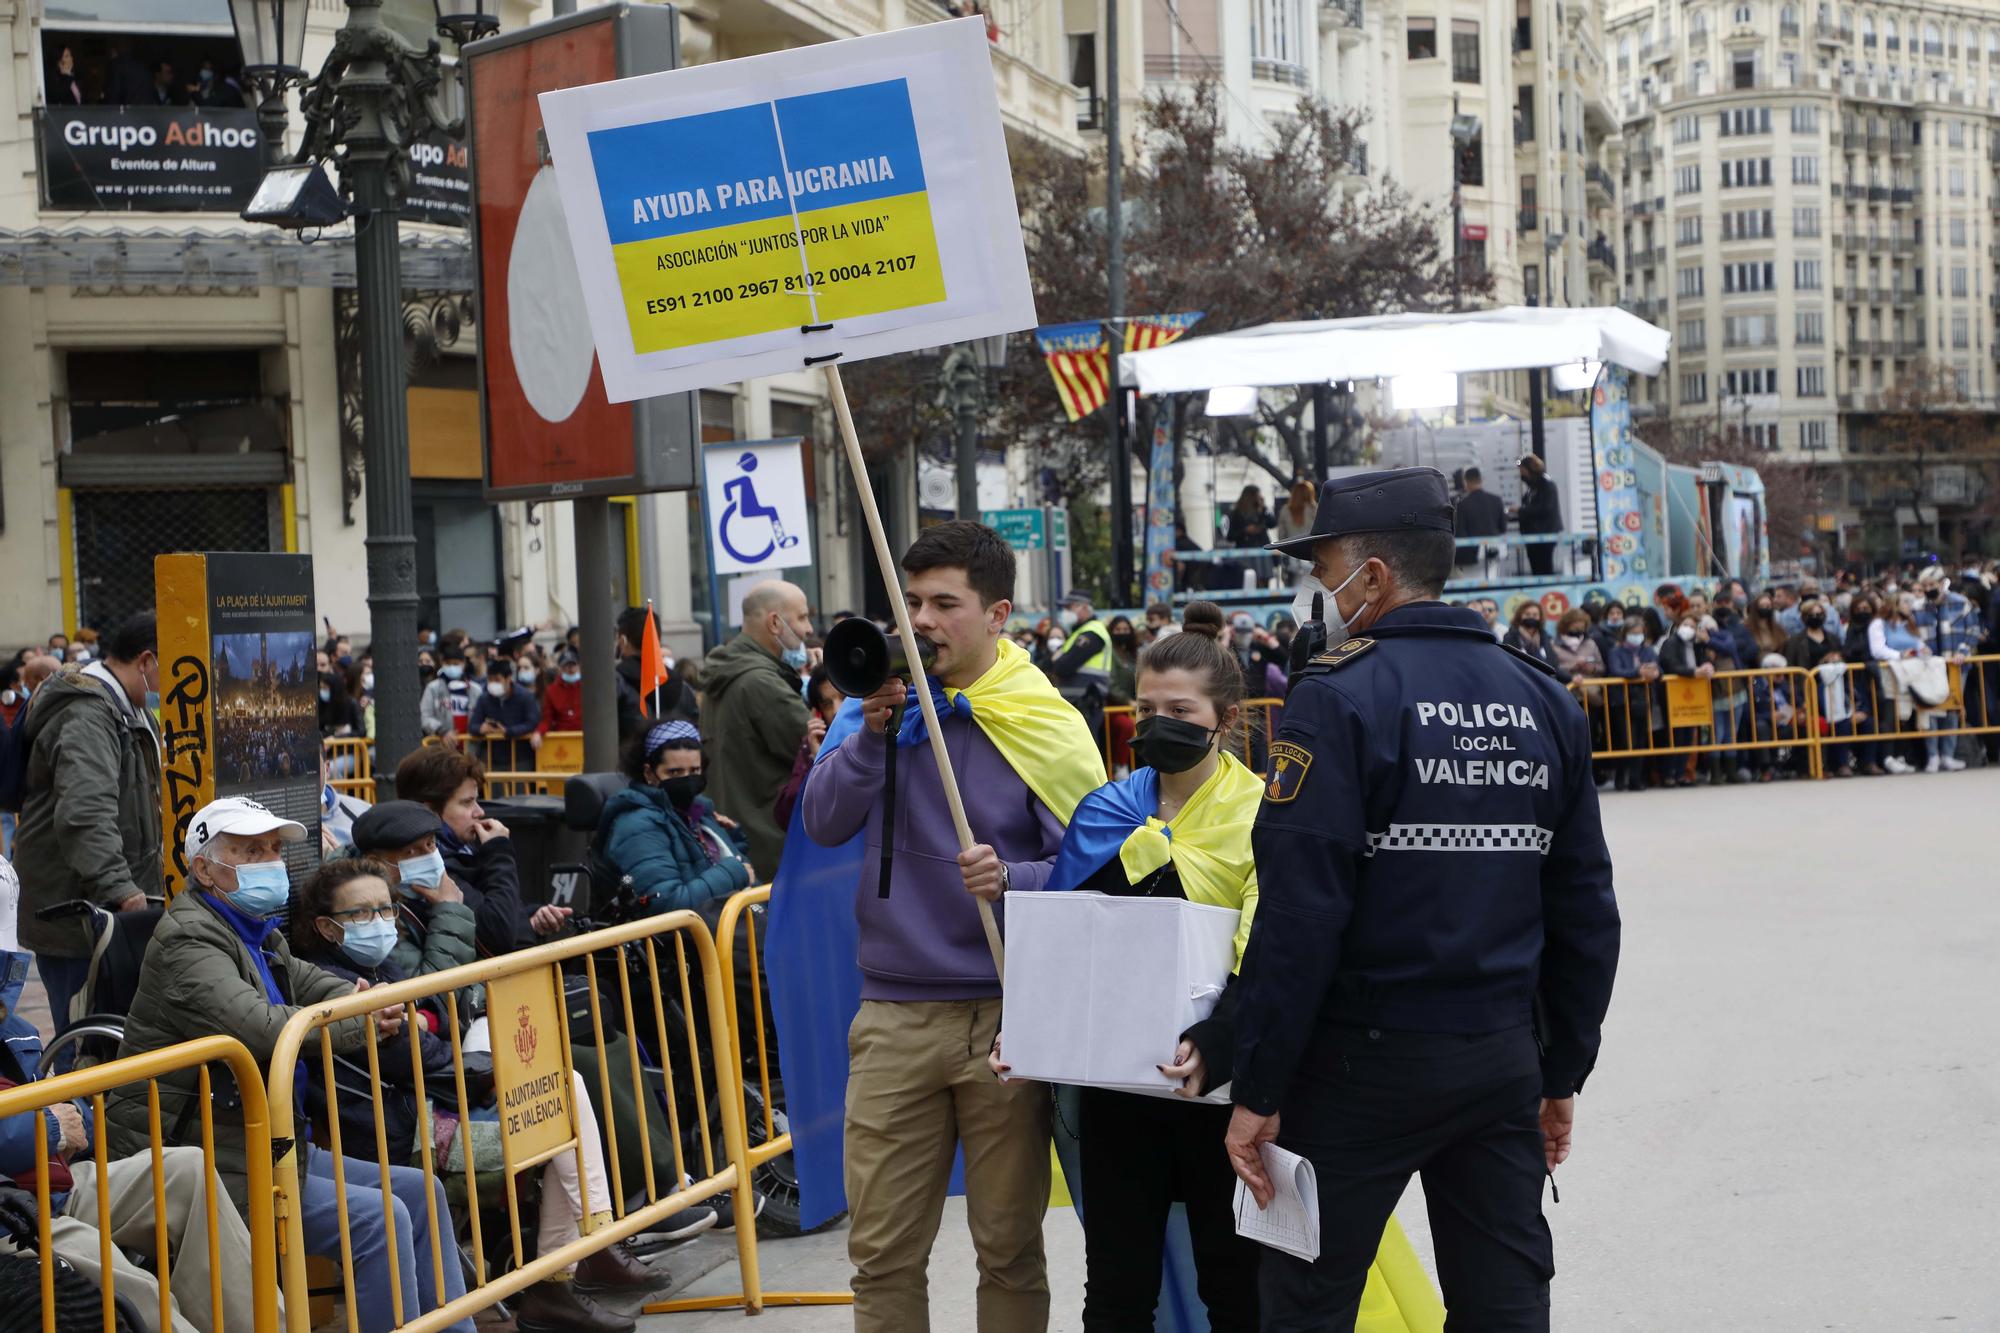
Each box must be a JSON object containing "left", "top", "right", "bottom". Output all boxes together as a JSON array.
[{"left": 703, "top": 438, "right": 811, "bottom": 575}]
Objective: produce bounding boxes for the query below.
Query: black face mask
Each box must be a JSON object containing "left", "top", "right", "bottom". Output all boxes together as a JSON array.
[
  {"left": 1111, "top": 634, "right": 1137, "bottom": 651},
  {"left": 662, "top": 774, "right": 705, "bottom": 810},
  {"left": 1803, "top": 613, "right": 1826, "bottom": 628},
  {"left": 1131, "top": 715, "right": 1219, "bottom": 775}
]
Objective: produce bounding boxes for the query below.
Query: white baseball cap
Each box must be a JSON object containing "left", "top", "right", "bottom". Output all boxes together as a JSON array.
[{"left": 184, "top": 796, "right": 307, "bottom": 865}]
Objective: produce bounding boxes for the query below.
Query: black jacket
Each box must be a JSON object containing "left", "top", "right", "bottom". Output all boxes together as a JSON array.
[
  {"left": 297, "top": 947, "right": 488, "bottom": 1166},
  {"left": 440, "top": 830, "right": 532, "bottom": 956},
  {"left": 616, "top": 654, "right": 685, "bottom": 742},
  {"left": 1454, "top": 488, "right": 1507, "bottom": 539},
  {"left": 1518, "top": 476, "right": 1563, "bottom": 535},
  {"left": 1231, "top": 603, "right": 1619, "bottom": 1112},
  {"left": 1784, "top": 629, "right": 1843, "bottom": 672},
  {"left": 1501, "top": 627, "right": 1568, "bottom": 683}
]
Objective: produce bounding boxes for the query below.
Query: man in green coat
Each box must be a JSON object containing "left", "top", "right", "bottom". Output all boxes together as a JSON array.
[
  {"left": 14, "top": 610, "right": 163, "bottom": 1036},
  {"left": 699, "top": 580, "right": 812, "bottom": 877}
]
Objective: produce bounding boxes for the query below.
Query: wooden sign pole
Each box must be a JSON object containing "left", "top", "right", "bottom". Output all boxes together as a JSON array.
[{"left": 821, "top": 362, "right": 1004, "bottom": 976}]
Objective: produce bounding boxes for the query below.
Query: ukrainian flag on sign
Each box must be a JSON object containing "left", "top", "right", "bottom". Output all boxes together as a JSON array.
[{"left": 585, "top": 79, "right": 946, "bottom": 354}]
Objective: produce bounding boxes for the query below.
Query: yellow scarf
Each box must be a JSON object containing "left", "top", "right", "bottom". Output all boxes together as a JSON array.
[
  {"left": 1117, "top": 751, "right": 1263, "bottom": 968},
  {"left": 949, "top": 637, "right": 1105, "bottom": 823}
]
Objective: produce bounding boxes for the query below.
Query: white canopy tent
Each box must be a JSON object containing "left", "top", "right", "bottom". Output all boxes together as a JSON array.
[{"left": 1116, "top": 305, "right": 1671, "bottom": 396}]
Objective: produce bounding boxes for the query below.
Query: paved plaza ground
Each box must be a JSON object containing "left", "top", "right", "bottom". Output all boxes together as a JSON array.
[{"left": 644, "top": 767, "right": 2000, "bottom": 1331}]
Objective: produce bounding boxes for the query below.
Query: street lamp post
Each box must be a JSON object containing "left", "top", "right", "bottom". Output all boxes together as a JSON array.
[
  {"left": 940, "top": 335, "right": 1009, "bottom": 522},
  {"left": 231, "top": 0, "right": 496, "bottom": 794}
]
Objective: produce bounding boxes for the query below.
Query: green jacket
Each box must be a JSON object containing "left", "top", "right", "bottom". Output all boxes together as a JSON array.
[
  {"left": 698, "top": 632, "right": 808, "bottom": 877},
  {"left": 14, "top": 665, "right": 164, "bottom": 956},
  {"left": 107, "top": 888, "right": 371, "bottom": 1213}
]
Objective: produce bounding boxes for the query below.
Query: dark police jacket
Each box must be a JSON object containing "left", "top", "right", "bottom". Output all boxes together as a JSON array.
[{"left": 1232, "top": 601, "right": 1620, "bottom": 1114}]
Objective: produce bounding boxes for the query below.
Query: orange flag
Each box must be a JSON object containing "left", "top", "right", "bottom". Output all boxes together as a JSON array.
[{"left": 639, "top": 603, "right": 669, "bottom": 717}]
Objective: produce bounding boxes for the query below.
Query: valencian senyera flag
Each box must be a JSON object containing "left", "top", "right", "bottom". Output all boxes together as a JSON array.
[{"left": 1035, "top": 312, "right": 1203, "bottom": 422}]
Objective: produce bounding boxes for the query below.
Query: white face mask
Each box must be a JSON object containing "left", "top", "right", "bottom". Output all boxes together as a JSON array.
[
  {"left": 1291, "top": 564, "right": 1368, "bottom": 641},
  {"left": 486, "top": 680, "right": 508, "bottom": 697},
  {"left": 1677, "top": 625, "right": 1697, "bottom": 642}
]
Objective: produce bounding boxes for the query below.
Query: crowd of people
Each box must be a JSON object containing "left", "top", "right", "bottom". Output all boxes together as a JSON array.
[{"left": 0, "top": 531, "right": 1990, "bottom": 1330}]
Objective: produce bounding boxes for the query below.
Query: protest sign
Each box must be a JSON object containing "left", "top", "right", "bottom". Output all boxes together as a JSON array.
[{"left": 536, "top": 17, "right": 1035, "bottom": 401}]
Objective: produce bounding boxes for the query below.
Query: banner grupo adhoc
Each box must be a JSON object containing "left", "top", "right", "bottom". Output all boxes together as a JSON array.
[{"left": 536, "top": 17, "right": 1036, "bottom": 401}]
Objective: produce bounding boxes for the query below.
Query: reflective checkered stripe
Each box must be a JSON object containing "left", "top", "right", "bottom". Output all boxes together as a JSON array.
[{"left": 1363, "top": 823, "right": 1555, "bottom": 856}]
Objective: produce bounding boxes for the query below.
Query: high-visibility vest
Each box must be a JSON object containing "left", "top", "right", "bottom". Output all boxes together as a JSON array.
[{"left": 1056, "top": 619, "right": 1113, "bottom": 699}]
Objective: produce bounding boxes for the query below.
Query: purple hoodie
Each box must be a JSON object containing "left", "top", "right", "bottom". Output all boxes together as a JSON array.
[{"left": 802, "top": 708, "right": 1064, "bottom": 1001}]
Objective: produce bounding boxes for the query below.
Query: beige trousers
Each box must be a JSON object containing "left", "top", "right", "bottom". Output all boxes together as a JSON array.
[
  {"left": 49, "top": 1147, "right": 271, "bottom": 1333},
  {"left": 535, "top": 1071, "right": 613, "bottom": 1272},
  {"left": 844, "top": 998, "right": 1051, "bottom": 1333}
]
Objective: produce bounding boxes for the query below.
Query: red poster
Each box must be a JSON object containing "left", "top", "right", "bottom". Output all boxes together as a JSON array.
[{"left": 472, "top": 21, "right": 634, "bottom": 493}]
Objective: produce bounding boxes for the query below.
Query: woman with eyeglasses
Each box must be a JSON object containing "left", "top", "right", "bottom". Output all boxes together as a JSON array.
[{"left": 291, "top": 858, "right": 662, "bottom": 1333}]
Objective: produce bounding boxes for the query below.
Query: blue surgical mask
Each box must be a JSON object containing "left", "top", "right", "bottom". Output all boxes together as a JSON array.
[
  {"left": 337, "top": 916, "right": 398, "bottom": 967},
  {"left": 440, "top": 664, "right": 464, "bottom": 680},
  {"left": 776, "top": 623, "right": 810, "bottom": 672},
  {"left": 144, "top": 690, "right": 160, "bottom": 712},
  {"left": 561, "top": 670, "right": 581, "bottom": 685},
  {"left": 318, "top": 687, "right": 332, "bottom": 703},
  {"left": 399, "top": 849, "right": 446, "bottom": 892},
  {"left": 224, "top": 860, "right": 291, "bottom": 917}
]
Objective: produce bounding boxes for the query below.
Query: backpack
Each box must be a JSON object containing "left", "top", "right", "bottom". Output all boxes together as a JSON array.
[{"left": 0, "top": 707, "right": 29, "bottom": 814}]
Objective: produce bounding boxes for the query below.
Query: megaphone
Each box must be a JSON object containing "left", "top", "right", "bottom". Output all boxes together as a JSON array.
[{"left": 823, "top": 617, "right": 938, "bottom": 697}]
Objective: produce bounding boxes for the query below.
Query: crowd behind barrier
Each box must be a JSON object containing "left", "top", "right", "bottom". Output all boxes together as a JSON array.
[
  {"left": 0, "top": 885, "right": 790, "bottom": 1333},
  {"left": 265, "top": 906, "right": 761, "bottom": 1333}
]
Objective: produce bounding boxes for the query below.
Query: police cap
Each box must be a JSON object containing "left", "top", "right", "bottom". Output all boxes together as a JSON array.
[{"left": 1267, "top": 466, "right": 1455, "bottom": 559}]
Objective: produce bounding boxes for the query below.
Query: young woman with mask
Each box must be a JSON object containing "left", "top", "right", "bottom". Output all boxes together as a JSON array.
[
  {"left": 596, "top": 721, "right": 753, "bottom": 914},
  {"left": 995, "top": 599, "right": 1267, "bottom": 1327}
]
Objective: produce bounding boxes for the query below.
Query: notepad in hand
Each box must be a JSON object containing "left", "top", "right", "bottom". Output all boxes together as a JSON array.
[{"left": 1232, "top": 1142, "right": 1320, "bottom": 1263}]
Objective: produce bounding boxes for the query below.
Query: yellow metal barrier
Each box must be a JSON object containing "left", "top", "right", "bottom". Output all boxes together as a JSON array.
[
  {"left": 328, "top": 778, "right": 376, "bottom": 804},
  {"left": 537, "top": 732, "right": 586, "bottom": 774},
  {"left": 266, "top": 911, "right": 762, "bottom": 1333},
  {"left": 0, "top": 1035, "right": 280, "bottom": 1333},
  {"left": 1102, "top": 697, "right": 1285, "bottom": 770},
  {"left": 1815, "top": 653, "right": 2000, "bottom": 760},
  {"left": 322, "top": 738, "right": 371, "bottom": 782},
  {"left": 479, "top": 772, "right": 557, "bottom": 799},
  {"left": 647, "top": 886, "right": 852, "bottom": 1316},
  {"left": 1569, "top": 666, "right": 1823, "bottom": 779}
]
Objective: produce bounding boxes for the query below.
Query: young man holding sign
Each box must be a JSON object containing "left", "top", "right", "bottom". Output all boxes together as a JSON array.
[{"left": 803, "top": 522, "right": 1103, "bottom": 1332}]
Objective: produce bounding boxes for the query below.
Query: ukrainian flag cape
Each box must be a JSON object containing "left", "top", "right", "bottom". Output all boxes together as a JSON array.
[
  {"left": 1047, "top": 754, "right": 1264, "bottom": 966},
  {"left": 766, "top": 635, "right": 1105, "bottom": 1234},
  {"left": 894, "top": 635, "right": 1106, "bottom": 823}
]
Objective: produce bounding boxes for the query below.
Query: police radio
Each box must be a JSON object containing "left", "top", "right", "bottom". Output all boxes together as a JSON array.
[{"left": 1287, "top": 592, "right": 1328, "bottom": 689}]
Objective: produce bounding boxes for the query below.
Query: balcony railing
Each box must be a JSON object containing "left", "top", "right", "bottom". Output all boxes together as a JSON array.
[
  {"left": 1588, "top": 238, "right": 1618, "bottom": 271},
  {"left": 1323, "top": 0, "right": 1364, "bottom": 30},
  {"left": 1585, "top": 163, "right": 1615, "bottom": 199},
  {"left": 1145, "top": 53, "right": 1225, "bottom": 80},
  {"left": 1252, "top": 57, "right": 1310, "bottom": 88}
]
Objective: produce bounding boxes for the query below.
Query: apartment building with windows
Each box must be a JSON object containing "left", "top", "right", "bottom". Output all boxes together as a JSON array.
[
  {"left": 1610, "top": 0, "right": 2000, "bottom": 550},
  {"left": 0, "top": 0, "right": 1100, "bottom": 641}
]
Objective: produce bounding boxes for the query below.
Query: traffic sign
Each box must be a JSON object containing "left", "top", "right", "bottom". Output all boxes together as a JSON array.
[{"left": 981, "top": 507, "right": 1044, "bottom": 550}]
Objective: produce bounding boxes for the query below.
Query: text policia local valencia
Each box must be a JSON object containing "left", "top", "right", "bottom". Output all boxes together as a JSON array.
[{"left": 628, "top": 154, "right": 899, "bottom": 227}]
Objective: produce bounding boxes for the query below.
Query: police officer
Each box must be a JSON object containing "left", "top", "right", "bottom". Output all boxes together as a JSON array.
[
  {"left": 1049, "top": 588, "right": 1113, "bottom": 740},
  {"left": 1225, "top": 466, "right": 1620, "bottom": 1332}
]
